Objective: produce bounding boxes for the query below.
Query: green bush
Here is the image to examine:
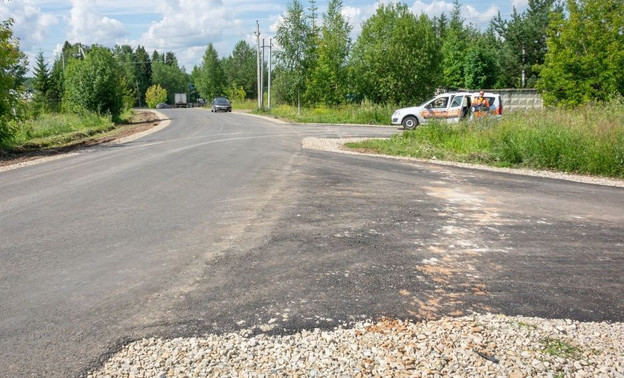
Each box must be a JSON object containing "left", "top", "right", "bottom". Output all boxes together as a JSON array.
[
  {"left": 145, "top": 84, "right": 168, "bottom": 108},
  {"left": 62, "top": 46, "right": 124, "bottom": 121}
]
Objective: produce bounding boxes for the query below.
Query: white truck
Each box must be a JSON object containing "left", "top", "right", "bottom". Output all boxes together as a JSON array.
[{"left": 174, "top": 93, "right": 188, "bottom": 108}]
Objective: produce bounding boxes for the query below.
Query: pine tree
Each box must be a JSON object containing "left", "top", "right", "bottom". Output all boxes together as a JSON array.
[
  {"left": 194, "top": 43, "right": 226, "bottom": 101},
  {"left": 32, "top": 51, "right": 51, "bottom": 113}
]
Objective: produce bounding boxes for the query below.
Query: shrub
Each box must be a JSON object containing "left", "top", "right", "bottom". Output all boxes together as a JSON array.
[{"left": 145, "top": 84, "right": 168, "bottom": 108}]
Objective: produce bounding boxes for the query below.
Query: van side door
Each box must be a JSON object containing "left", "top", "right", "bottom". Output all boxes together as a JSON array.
[{"left": 448, "top": 95, "right": 469, "bottom": 120}]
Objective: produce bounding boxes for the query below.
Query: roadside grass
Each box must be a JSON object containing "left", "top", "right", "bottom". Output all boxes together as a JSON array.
[
  {"left": 345, "top": 102, "right": 624, "bottom": 178},
  {"left": 232, "top": 99, "right": 257, "bottom": 111},
  {"left": 254, "top": 101, "right": 395, "bottom": 125},
  {"left": 1, "top": 110, "right": 132, "bottom": 151}
]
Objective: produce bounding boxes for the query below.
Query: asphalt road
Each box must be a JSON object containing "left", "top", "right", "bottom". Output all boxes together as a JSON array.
[{"left": 1, "top": 109, "right": 622, "bottom": 377}]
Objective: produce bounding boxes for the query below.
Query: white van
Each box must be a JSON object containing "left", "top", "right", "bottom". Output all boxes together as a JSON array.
[{"left": 391, "top": 91, "right": 503, "bottom": 129}]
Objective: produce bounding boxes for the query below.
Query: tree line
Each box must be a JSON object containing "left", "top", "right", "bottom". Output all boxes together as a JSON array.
[
  {"left": 1, "top": 0, "right": 623, "bottom": 144},
  {"left": 267, "top": 0, "right": 623, "bottom": 107}
]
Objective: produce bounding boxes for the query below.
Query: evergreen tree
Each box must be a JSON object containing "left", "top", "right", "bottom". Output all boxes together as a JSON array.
[
  {"left": 194, "top": 43, "right": 226, "bottom": 101},
  {"left": 152, "top": 50, "right": 163, "bottom": 64},
  {"left": 433, "top": 13, "right": 449, "bottom": 40},
  {"left": 165, "top": 52, "right": 178, "bottom": 67},
  {"left": 151, "top": 54, "right": 189, "bottom": 104},
  {"left": 492, "top": 0, "right": 560, "bottom": 88},
  {"left": 222, "top": 40, "right": 257, "bottom": 100},
  {"left": 113, "top": 45, "right": 139, "bottom": 107},
  {"left": 32, "top": 51, "right": 51, "bottom": 113},
  {"left": 135, "top": 46, "right": 152, "bottom": 106},
  {"left": 48, "top": 59, "right": 64, "bottom": 111}
]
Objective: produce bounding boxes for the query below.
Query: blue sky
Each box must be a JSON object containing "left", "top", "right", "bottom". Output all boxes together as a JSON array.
[{"left": 1, "top": 0, "right": 528, "bottom": 74}]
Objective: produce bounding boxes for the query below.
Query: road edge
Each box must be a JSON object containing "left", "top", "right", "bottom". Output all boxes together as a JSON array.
[{"left": 0, "top": 109, "right": 170, "bottom": 174}]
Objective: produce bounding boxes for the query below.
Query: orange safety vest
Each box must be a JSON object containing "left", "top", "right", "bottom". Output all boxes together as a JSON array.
[{"left": 474, "top": 96, "right": 490, "bottom": 108}]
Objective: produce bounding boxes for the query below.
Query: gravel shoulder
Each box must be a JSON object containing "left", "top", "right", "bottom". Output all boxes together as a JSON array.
[{"left": 91, "top": 314, "right": 623, "bottom": 377}]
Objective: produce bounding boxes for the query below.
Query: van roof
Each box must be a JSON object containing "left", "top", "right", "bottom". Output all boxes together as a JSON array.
[{"left": 436, "top": 91, "right": 499, "bottom": 97}]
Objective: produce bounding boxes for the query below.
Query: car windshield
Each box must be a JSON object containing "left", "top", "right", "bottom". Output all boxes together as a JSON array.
[
  {"left": 214, "top": 98, "right": 229, "bottom": 105},
  {"left": 429, "top": 97, "right": 449, "bottom": 109}
]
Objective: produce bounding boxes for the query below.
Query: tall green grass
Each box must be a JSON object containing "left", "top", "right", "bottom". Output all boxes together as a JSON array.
[
  {"left": 3, "top": 111, "right": 115, "bottom": 150},
  {"left": 255, "top": 100, "right": 395, "bottom": 125},
  {"left": 231, "top": 99, "right": 258, "bottom": 111},
  {"left": 347, "top": 102, "right": 624, "bottom": 178}
]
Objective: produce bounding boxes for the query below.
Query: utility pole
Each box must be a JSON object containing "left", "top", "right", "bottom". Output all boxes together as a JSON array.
[
  {"left": 259, "top": 38, "right": 273, "bottom": 109},
  {"left": 268, "top": 38, "right": 272, "bottom": 109},
  {"left": 521, "top": 45, "right": 526, "bottom": 88},
  {"left": 254, "top": 21, "right": 261, "bottom": 109},
  {"left": 260, "top": 38, "right": 265, "bottom": 109}
]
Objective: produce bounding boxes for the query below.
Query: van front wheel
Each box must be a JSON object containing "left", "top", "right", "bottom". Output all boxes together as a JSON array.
[{"left": 402, "top": 116, "right": 418, "bottom": 130}]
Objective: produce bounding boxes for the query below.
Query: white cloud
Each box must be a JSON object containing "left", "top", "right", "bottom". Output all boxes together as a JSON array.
[
  {"left": 341, "top": 5, "right": 361, "bottom": 24},
  {"left": 67, "top": 0, "right": 127, "bottom": 45},
  {"left": 127, "top": 0, "right": 284, "bottom": 70},
  {"left": 408, "top": 0, "right": 500, "bottom": 27},
  {"left": 409, "top": 0, "right": 454, "bottom": 17},
  {"left": 462, "top": 4, "right": 500, "bottom": 27},
  {"left": 340, "top": 3, "right": 378, "bottom": 37},
  {"left": 511, "top": 0, "right": 529, "bottom": 10},
  {"left": 0, "top": 0, "right": 58, "bottom": 48}
]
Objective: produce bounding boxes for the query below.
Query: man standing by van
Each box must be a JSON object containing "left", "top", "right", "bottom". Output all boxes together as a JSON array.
[{"left": 473, "top": 90, "right": 490, "bottom": 117}]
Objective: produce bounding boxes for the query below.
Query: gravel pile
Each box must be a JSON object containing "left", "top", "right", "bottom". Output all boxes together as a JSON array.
[{"left": 90, "top": 313, "right": 624, "bottom": 377}]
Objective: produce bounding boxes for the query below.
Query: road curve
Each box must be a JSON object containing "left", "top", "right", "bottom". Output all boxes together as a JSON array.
[{"left": 1, "top": 109, "right": 622, "bottom": 376}]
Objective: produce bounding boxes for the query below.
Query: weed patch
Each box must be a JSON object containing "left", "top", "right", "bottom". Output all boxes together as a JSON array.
[{"left": 541, "top": 338, "right": 582, "bottom": 359}]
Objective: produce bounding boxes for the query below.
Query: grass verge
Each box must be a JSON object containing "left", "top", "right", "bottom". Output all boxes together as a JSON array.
[
  {"left": 346, "top": 102, "right": 624, "bottom": 178},
  {"left": 254, "top": 101, "right": 395, "bottom": 125},
  {"left": 1, "top": 109, "right": 150, "bottom": 153}
]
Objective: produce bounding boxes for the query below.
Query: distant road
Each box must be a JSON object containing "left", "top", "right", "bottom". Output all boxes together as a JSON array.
[{"left": 1, "top": 109, "right": 622, "bottom": 376}]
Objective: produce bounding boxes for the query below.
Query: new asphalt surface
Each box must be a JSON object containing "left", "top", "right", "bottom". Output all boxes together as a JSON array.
[{"left": 1, "top": 109, "right": 622, "bottom": 376}]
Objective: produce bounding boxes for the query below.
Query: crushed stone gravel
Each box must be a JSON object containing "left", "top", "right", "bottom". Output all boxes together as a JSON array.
[{"left": 90, "top": 314, "right": 624, "bottom": 377}]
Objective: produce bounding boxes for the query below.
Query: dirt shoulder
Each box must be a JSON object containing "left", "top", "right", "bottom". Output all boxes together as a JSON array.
[{"left": 0, "top": 110, "right": 163, "bottom": 169}]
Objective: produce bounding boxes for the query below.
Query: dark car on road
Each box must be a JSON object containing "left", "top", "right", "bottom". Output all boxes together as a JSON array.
[{"left": 211, "top": 97, "right": 232, "bottom": 112}]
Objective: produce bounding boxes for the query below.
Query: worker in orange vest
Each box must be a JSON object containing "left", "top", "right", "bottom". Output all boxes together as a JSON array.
[{"left": 472, "top": 90, "right": 490, "bottom": 117}]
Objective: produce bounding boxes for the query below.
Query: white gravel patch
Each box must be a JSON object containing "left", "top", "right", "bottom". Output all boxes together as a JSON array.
[
  {"left": 90, "top": 314, "right": 624, "bottom": 377},
  {"left": 302, "top": 137, "right": 624, "bottom": 188}
]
